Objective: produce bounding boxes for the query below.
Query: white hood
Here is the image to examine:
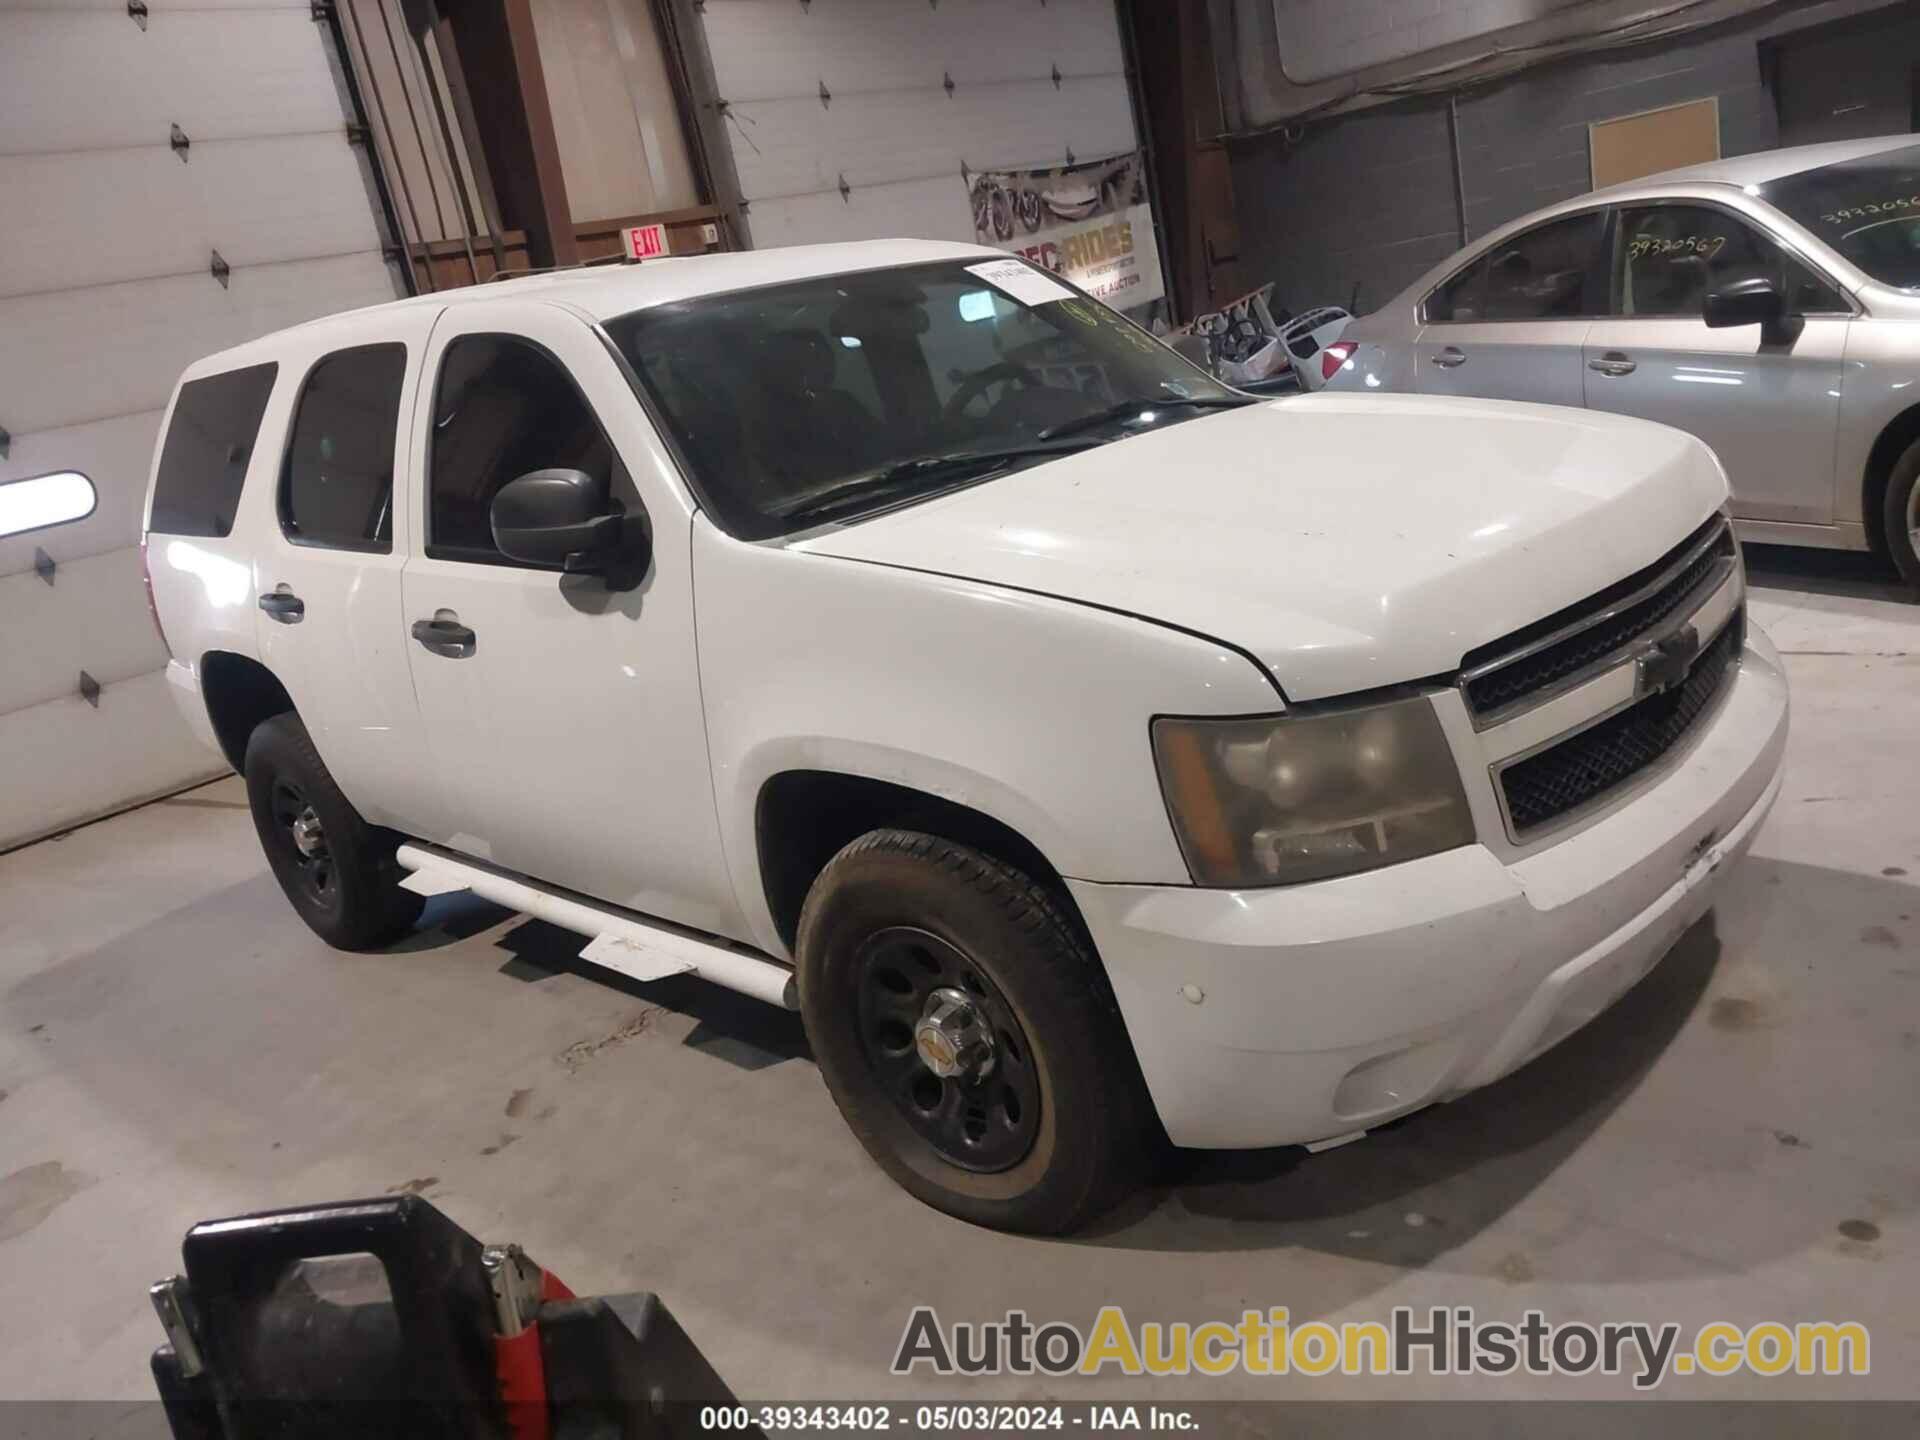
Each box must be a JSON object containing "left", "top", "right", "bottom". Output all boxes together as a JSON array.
[{"left": 797, "top": 393, "right": 1728, "bottom": 702}]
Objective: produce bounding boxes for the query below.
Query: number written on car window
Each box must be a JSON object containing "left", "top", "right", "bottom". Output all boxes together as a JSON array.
[{"left": 1627, "top": 233, "right": 1729, "bottom": 262}]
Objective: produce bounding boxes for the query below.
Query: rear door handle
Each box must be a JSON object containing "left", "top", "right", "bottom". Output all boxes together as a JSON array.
[
  {"left": 258, "top": 590, "right": 304, "bottom": 623},
  {"left": 1431, "top": 347, "right": 1467, "bottom": 369},
  {"left": 411, "top": 614, "right": 476, "bottom": 658},
  {"left": 1588, "top": 352, "right": 1637, "bottom": 377}
]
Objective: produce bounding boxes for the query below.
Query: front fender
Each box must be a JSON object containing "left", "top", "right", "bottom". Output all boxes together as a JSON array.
[{"left": 690, "top": 518, "right": 1281, "bottom": 956}]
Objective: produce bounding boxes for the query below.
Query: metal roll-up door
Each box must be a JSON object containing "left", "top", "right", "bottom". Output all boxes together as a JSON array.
[
  {"left": 0, "top": 0, "right": 404, "bottom": 850},
  {"left": 697, "top": 0, "right": 1139, "bottom": 248}
]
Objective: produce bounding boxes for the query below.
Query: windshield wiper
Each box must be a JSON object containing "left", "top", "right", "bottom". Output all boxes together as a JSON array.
[
  {"left": 1037, "top": 395, "right": 1253, "bottom": 442},
  {"left": 775, "top": 442, "right": 1099, "bottom": 526}
]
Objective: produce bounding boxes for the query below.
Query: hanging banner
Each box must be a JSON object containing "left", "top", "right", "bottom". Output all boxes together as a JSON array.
[{"left": 967, "top": 151, "right": 1165, "bottom": 311}]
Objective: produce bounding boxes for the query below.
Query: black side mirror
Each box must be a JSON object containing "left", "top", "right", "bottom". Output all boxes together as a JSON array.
[
  {"left": 1703, "top": 277, "right": 1787, "bottom": 333},
  {"left": 490, "top": 468, "right": 651, "bottom": 588}
]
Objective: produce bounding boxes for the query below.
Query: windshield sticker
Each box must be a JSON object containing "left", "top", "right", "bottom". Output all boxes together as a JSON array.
[
  {"left": 1627, "top": 232, "right": 1727, "bottom": 262},
  {"left": 965, "top": 258, "right": 1076, "bottom": 307},
  {"left": 1819, "top": 195, "right": 1920, "bottom": 225}
]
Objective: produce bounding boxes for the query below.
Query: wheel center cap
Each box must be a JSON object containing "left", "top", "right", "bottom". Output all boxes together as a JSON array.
[
  {"left": 291, "top": 807, "right": 326, "bottom": 858},
  {"left": 914, "top": 987, "right": 995, "bottom": 1080}
]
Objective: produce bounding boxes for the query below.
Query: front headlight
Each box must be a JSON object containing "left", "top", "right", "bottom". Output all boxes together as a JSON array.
[{"left": 1152, "top": 695, "right": 1475, "bottom": 887}]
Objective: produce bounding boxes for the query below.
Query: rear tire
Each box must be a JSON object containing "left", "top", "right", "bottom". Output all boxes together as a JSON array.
[
  {"left": 1881, "top": 437, "right": 1920, "bottom": 589},
  {"left": 796, "top": 829, "right": 1146, "bottom": 1233},
  {"left": 243, "top": 713, "right": 423, "bottom": 951}
]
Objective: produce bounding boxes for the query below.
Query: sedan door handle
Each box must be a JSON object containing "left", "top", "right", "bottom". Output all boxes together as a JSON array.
[
  {"left": 1431, "top": 347, "right": 1467, "bottom": 369},
  {"left": 411, "top": 614, "right": 476, "bottom": 659},
  {"left": 1588, "top": 352, "right": 1637, "bottom": 377},
  {"left": 257, "top": 590, "right": 305, "bottom": 624}
]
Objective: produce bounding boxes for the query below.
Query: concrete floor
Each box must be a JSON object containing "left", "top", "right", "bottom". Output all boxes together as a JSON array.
[{"left": 1, "top": 546, "right": 1915, "bottom": 1405}]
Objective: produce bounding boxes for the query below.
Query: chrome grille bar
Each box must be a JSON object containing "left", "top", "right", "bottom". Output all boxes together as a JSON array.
[{"left": 1459, "top": 514, "right": 1734, "bottom": 728}]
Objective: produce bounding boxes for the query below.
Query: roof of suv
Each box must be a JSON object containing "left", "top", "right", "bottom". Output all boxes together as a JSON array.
[
  {"left": 184, "top": 237, "right": 1007, "bottom": 378},
  {"left": 330, "top": 237, "right": 1000, "bottom": 325}
]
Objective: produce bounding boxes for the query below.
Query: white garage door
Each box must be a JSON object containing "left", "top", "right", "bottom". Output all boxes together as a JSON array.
[
  {"left": 699, "top": 0, "right": 1138, "bottom": 249},
  {"left": 0, "top": 0, "right": 402, "bottom": 850}
]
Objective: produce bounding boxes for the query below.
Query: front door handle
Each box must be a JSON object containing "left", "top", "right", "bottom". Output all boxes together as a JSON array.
[
  {"left": 1431, "top": 347, "right": 1467, "bottom": 369},
  {"left": 411, "top": 614, "right": 476, "bottom": 659},
  {"left": 258, "top": 590, "right": 305, "bottom": 624},
  {"left": 1588, "top": 352, "right": 1637, "bottom": 377}
]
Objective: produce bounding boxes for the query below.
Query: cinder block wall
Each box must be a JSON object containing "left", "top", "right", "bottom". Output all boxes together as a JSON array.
[{"left": 1230, "top": 0, "right": 1900, "bottom": 316}]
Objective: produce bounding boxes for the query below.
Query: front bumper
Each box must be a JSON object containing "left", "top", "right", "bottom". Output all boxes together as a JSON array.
[{"left": 1069, "top": 627, "right": 1789, "bottom": 1150}]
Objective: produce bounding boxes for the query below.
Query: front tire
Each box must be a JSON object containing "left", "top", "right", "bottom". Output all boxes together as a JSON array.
[
  {"left": 1883, "top": 438, "right": 1920, "bottom": 589},
  {"left": 244, "top": 713, "right": 423, "bottom": 950},
  {"left": 796, "top": 829, "right": 1145, "bottom": 1233}
]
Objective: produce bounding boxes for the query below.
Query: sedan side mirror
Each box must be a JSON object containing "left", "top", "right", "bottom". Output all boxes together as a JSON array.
[
  {"left": 490, "top": 468, "right": 651, "bottom": 588},
  {"left": 1703, "top": 277, "right": 1788, "bottom": 334}
]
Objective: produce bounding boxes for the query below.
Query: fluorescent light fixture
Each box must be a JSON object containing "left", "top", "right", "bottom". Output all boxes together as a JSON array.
[
  {"left": 0, "top": 470, "right": 95, "bottom": 539},
  {"left": 958, "top": 289, "right": 997, "bottom": 322}
]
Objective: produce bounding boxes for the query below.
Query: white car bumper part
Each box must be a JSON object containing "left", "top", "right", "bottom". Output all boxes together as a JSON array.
[{"left": 1072, "top": 626, "right": 1789, "bottom": 1150}]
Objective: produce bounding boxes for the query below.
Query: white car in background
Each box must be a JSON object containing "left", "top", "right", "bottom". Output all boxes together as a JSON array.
[
  {"left": 1326, "top": 135, "right": 1920, "bottom": 587},
  {"left": 1280, "top": 305, "right": 1358, "bottom": 390},
  {"left": 144, "top": 240, "right": 1786, "bottom": 1233}
]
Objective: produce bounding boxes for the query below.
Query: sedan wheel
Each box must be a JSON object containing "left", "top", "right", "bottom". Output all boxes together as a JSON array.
[{"left": 1881, "top": 437, "right": 1920, "bottom": 589}]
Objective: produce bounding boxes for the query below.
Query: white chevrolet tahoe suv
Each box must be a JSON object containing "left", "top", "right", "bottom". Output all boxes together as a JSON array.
[{"left": 143, "top": 239, "right": 1789, "bottom": 1233}]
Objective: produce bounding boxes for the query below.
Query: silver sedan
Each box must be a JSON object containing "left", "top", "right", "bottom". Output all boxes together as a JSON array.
[{"left": 1327, "top": 135, "right": 1920, "bottom": 589}]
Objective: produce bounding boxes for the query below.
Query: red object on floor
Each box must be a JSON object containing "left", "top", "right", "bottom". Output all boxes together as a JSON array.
[
  {"left": 496, "top": 1327, "right": 550, "bottom": 1440},
  {"left": 494, "top": 1269, "right": 574, "bottom": 1440}
]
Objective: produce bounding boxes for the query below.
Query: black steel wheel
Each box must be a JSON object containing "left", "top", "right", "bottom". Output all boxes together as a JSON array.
[
  {"left": 267, "top": 775, "right": 336, "bottom": 908},
  {"left": 244, "top": 712, "right": 422, "bottom": 951},
  {"left": 854, "top": 927, "right": 1042, "bottom": 1173},
  {"left": 797, "top": 829, "right": 1150, "bottom": 1233}
]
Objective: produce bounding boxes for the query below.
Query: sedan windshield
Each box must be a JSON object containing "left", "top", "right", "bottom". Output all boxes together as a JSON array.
[
  {"left": 1760, "top": 142, "right": 1920, "bottom": 290},
  {"left": 604, "top": 260, "right": 1243, "bottom": 538}
]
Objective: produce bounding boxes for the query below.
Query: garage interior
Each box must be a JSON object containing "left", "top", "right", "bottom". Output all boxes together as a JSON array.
[{"left": 2, "top": 0, "right": 1918, "bottom": 1415}]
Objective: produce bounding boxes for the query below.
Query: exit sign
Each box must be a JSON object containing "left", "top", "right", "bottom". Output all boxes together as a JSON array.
[{"left": 622, "top": 223, "right": 668, "bottom": 261}]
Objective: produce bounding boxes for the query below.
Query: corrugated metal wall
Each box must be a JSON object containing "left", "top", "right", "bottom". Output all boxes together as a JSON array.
[
  {"left": 1229, "top": 0, "right": 1907, "bottom": 316},
  {"left": 0, "top": 0, "right": 401, "bottom": 850}
]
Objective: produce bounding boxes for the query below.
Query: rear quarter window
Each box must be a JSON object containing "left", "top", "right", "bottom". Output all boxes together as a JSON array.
[{"left": 150, "top": 362, "right": 279, "bottom": 537}]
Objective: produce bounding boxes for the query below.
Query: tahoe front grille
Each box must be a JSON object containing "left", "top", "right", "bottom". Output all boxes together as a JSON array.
[
  {"left": 1498, "top": 614, "right": 1743, "bottom": 834},
  {"left": 1461, "top": 516, "right": 1736, "bottom": 722}
]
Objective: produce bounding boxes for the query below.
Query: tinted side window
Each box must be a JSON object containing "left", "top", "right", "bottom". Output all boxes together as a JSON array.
[
  {"left": 150, "top": 363, "right": 278, "bottom": 536},
  {"left": 1785, "top": 254, "right": 1849, "bottom": 314},
  {"left": 280, "top": 345, "right": 406, "bottom": 551},
  {"left": 1614, "top": 204, "right": 1845, "bottom": 316},
  {"left": 427, "top": 336, "right": 623, "bottom": 562},
  {"left": 1424, "top": 259, "right": 1487, "bottom": 323},
  {"left": 1478, "top": 212, "right": 1606, "bottom": 320}
]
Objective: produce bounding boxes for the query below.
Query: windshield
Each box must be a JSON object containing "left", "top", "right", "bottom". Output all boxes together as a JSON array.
[
  {"left": 1760, "top": 142, "right": 1920, "bottom": 290},
  {"left": 604, "top": 260, "right": 1240, "bottom": 538}
]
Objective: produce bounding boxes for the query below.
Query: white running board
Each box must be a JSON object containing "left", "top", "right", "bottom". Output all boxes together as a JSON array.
[
  {"left": 395, "top": 843, "right": 798, "bottom": 1010},
  {"left": 400, "top": 866, "right": 471, "bottom": 898}
]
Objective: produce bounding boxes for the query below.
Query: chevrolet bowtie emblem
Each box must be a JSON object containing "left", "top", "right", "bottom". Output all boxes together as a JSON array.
[{"left": 1637, "top": 623, "right": 1699, "bottom": 695}]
